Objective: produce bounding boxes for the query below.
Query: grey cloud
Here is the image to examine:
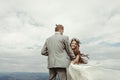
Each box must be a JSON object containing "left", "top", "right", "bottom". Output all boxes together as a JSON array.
[
  {"left": 15, "top": 10, "right": 44, "bottom": 27},
  {"left": 81, "top": 36, "right": 103, "bottom": 44},
  {"left": 0, "top": 51, "right": 48, "bottom": 72},
  {"left": 100, "top": 42, "right": 120, "bottom": 47},
  {"left": 0, "top": 0, "right": 120, "bottom": 72},
  {"left": 107, "top": 10, "right": 120, "bottom": 21}
]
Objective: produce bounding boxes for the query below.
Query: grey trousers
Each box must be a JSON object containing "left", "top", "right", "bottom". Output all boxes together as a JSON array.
[
  {"left": 49, "top": 68, "right": 67, "bottom": 80},
  {"left": 66, "top": 68, "right": 72, "bottom": 80}
]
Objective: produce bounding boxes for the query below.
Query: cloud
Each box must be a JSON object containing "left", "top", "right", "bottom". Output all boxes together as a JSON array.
[
  {"left": 0, "top": 0, "right": 120, "bottom": 72},
  {"left": 88, "top": 59, "right": 120, "bottom": 70}
]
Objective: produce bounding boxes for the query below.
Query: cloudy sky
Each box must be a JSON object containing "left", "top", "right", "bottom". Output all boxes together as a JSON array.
[{"left": 0, "top": 0, "right": 120, "bottom": 72}]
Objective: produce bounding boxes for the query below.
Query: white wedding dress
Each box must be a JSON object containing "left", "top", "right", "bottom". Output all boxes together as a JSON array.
[{"left": 68, "top": 62, "right": 120, "bottom": 80}]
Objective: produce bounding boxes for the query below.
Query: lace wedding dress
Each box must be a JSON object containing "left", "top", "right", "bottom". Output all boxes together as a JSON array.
[{"left": 68, "top": 63, "right": 120, "bottom": 80}]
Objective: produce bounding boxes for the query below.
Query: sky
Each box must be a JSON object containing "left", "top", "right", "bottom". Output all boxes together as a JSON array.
[{"left": 0, "top": 0, "right": 120, "bottom": 72}]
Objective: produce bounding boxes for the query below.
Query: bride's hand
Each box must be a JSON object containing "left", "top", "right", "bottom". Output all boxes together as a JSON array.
[
  {"left": 71, "top": 60, "right": 75, "bottom": 64},
  {"left": 71, "top": 54, "right": 80, "bottom": 64},
  {"left": 71, "top": 59, "right": 78, "bottom": 64}
]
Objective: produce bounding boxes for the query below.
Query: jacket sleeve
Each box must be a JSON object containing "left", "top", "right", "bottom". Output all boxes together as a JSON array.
[
  {"left": 41, "top": 40, "right": 48, "bottom": 56},
  {"left": 64, "top": 36, "right": 75, "bottom": 60}
]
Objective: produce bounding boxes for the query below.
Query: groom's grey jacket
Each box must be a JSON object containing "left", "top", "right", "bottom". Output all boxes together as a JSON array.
[{"left": 41, "top": 32, "right": 75, "bottom": 68}]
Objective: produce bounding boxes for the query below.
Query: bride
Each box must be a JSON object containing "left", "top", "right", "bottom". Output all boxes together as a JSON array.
[{"left": 68, "top": 38, "right": 120, "bottom": 80}]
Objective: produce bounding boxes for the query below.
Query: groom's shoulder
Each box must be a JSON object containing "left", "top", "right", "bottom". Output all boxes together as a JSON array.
[
  {"left": 48, "top": 34, "right": 69, "bottom": 39},
  {"left": 62, "top": 35, "right": 69, "bottom": 40},
  {"left": 63, "top": 35, "right": 68, "bottom": 38}
]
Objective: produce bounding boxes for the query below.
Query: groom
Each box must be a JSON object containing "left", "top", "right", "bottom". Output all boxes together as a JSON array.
[{"left": 41, "top": 24, "right": 75, "bottom": 80}]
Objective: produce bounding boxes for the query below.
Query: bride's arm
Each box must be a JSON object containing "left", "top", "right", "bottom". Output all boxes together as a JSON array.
[
  {"left": 71, "top": 45, "right": 80, "bottom": 64},
  {"left": 71, "top": 54, "right": 80, "bottom": 64}
]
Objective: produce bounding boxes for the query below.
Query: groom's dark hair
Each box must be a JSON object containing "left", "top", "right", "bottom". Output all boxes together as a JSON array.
[{"left": 55, "top": 24, "right": 64, "bottom": 32}]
